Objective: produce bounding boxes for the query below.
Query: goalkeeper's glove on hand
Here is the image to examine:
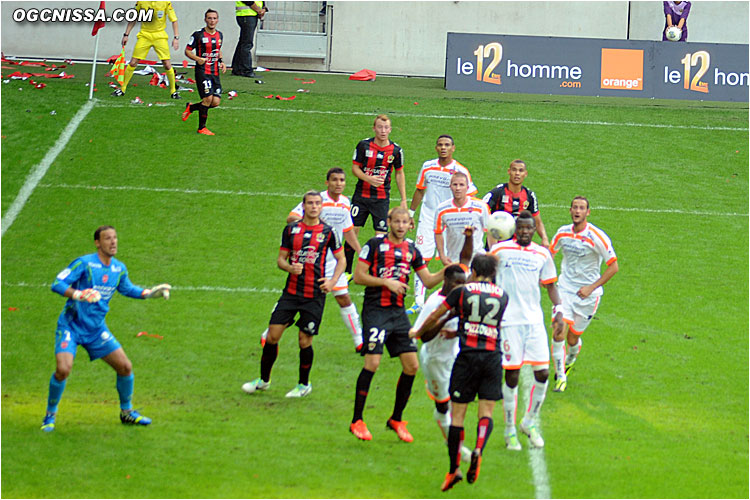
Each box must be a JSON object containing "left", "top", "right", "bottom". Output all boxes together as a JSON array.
[
  {"left": 72, "top": 288, "right": 101, "bottom": 303},
  {"left": 143, "top": 283, "right": 171, "bottom": 299}
]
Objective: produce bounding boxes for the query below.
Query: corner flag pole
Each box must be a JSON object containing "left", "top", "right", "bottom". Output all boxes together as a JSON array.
[{"left": 89, "top": 33, "right": 99, "bottom": 100}]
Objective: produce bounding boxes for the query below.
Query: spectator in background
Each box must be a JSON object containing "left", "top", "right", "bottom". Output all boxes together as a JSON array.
[
  {"left": 232, "top": 1, "right": 267, "bottom": 78},
  {"left": 663, "top": 1, "right": 691, "bottom": 41}
]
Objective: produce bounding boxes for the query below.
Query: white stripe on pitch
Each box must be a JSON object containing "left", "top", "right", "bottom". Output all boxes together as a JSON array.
[
  {"left": 4, "top": 282, "right": 366, "bottom": 296},
  {"left": 1, "top": 100, "right": 96, "bottom": 238},
  {"left": 36, "top": 183, "right": 749, "bottom": 217},
  {"left": 95, "top": 101, "right": 748, "bottom": 132},
  {"left": 520, "top": 366, "right": 552, "bottom": 499}
]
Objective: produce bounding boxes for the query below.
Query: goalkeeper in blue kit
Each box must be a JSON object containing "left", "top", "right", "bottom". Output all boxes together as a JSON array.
[{"left": 41, "top": 226, "right": 171, "bottom": 432}]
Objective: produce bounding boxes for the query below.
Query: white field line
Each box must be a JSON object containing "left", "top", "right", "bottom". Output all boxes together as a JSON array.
[
  {"left": 1, "top": 100, "right": 96, "bottom": 238},
  {"left": 36, "top": 183, "right": 749, "bottom": 217},
  {"left": 4, "top": 282, "right": 365, "bottom": 296},
  {"left": 95, "top": 101, "right": 749, "bottom": 132},
  {"left": 520, "top": 366, "right": 552, "bottom": 499}
]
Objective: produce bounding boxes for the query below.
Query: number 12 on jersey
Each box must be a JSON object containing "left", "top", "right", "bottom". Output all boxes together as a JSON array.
[{"left": 473, "top": 42, "right": 503, "bottom": 85}]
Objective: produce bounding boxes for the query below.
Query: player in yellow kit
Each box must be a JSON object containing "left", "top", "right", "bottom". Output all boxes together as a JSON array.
[{"left": 113, "top": 1, "right": 181, "bottom": 99}]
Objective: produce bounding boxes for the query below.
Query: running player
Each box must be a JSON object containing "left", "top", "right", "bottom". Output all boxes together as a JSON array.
[
  {"left": 411, "top": 226, "right": 475, "bottom": 464},
  {"left": 489, "top": 210, "right": 563, "bottom": 450},
  {"left": 113, "top": 1, "right": 181, "bottom": 99},
  {"left": 407, "top": 135, "right": 477, "bottom": 315},
  {"left": 434, "top": 172, "right": 493, "bottom": 266},
  {"left": 410, "top": 254, "right": 508, "bottom": 491},
  {"left": 549, "top": 196, "right": 618, "bottom": 392},
  {"left": 41, "top": 226, "right": 171, "bottom": 432},
  {"left": 349, "top": 208, "right": 445, "bottom": 443},
  {"left": 242, "top": 191, "right": 345, "bottom": 398},
  {"left": 483, "top": 159, "right": 550, "bottom": 248},
  {"left": 182, "top": 9, "right": 226, "bottom": 136}
]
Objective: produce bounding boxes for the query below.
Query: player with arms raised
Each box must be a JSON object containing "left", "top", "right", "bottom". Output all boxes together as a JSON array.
[
  {"left": 549, "top": 196, "right": 618, "bottom": 392},
  {"left": 242, "top": 191, "right": 345, "bottom": 398},
  {"left": 411, "top": 253, "right": 508, "bottom": 491},
  {"left": 41, "top": 226, "right": 171, "bottom": 432}
]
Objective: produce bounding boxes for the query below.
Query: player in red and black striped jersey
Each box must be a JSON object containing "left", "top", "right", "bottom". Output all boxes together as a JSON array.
[
  {"left": 482, "top": 159, "right": 550, "bottom": 248},
  {"left": 410, "top": 254, "right": 508, "bottom": 490},
  {"left": 241, "top": 191, "right": 345, "bottom": 399},
  {"left": 182, "top": 9, "right": 226, "bottom": 135},
  {"left": 349, "top": 208, "right": 445, "bottom": 443}
]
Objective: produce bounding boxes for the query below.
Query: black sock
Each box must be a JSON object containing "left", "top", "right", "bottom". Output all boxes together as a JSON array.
[
  {"left": 352, "top": 368, "right": 375, "bottom": 423},
  {"left": 260, "top": 342, "right": 278, "bottom": 382},
  {"left": 390, "top": 372, "right": 415, "bottom": 422},
  {"left": 344, "top": 241, "right": 355, "bottom": 274},
  {"left": 447, "top": 425, "right": 463, "bottom": 473},
  {"left": 189, "top": 102, "right": 201, "bottom": 112},
  {"left": 198, "top": 104, "right": 208, "bottom": 130},
  {"left": 476, "top": 416, "right": 493, "bottom": 452},
  {"left": 299, "top": 345, "right": 313, "bottom": 385}
]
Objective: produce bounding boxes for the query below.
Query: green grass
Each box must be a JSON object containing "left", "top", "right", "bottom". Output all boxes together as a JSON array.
[{"left": 2, "top": 63, "right": 748, "bottom": 498}]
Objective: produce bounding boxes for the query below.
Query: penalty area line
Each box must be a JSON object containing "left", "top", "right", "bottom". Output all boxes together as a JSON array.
[
  {"left": 520, "top": 366, "right": 552, "bottom": 499},
  {"left": 1, "top": 100, "right": 96, "bottom": 238}
]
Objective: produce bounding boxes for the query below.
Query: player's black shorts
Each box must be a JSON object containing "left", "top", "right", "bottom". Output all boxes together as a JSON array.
[
  {"left": 361, "top": 304, "right": 416, "bottom": 357},
  {"left": 197, "top": 74, "right": 222, "bottom": 98},
  {"left": 449, "top": 350, "right": 503, "bottom": 403},
  {"left": 351, "top": 195, "right": 389, "bottom": 232},
  {"left": 268, "top": 292, "right": 325, "bottom": 336}
]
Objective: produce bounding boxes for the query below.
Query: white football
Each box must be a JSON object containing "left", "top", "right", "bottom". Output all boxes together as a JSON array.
[
  {"left": 487, "top": 211, "right": 516, "bottom": 241},
  {"left": 665, "top": 26, "right": 682, "bottom": 42}
]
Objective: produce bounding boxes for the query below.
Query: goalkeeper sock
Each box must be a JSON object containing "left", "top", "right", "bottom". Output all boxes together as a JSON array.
[
  {"left": 46, "top": 373, "right": 67, "bottom": 414},
  {"left": 116, "top": 374, "right": 134, "bottom": 411},
  {"left": 122, "top": 64, "right": 135, "bottom": 91},
  {"left": 165, "top": 67, "right": 176, "bottom": 93}
]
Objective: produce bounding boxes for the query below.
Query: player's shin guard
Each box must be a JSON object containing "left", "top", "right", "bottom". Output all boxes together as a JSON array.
[
  {"left": 298, "top": 345, "right": 313, "bottom": 385},
  {"left": 502, "top": 383, "right": 518, "bottom": 431},
  {"left": 525, "top": 379, "right": 548, "bottom": 422},
  {"left": 165, "top": 67, "right": 176, "bottom": 94},
  {"left": 122, "top": 64, "right": 135, "bottom": 91},
  {"left": 447, "top": 425, "right": 464, "bottom": 473},
  {"left": 391, "top": 372, "right": 415, "bottom": 422},
  {"left": 46, "top": 374, "right": 67, "bottom": 414},
  {"left": 116, "top": 373, "right": 135, "bottom": 411},
  {"left": 552, "top": 340, "right": 566, "bottom": 377},
  {"left": 476, "top": 416, "right": 493, "bottom": 452},
  {"left": 353, "top": 368, "right": 375, "bottom": 422},
  {"left": 339, "top": 304, "right": 363, "bottom": 348},
  {"left": 413, "top": 274, "right": 426, "bottom": 308},
  {"left": 260, "top": 342, "right": 279, "bottom": 382}
]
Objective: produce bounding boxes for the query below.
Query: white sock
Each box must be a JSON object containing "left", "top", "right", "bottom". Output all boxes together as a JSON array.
[
  {"left": 339, "top": 304, "right": 362, "bottom": 347},
  {"left": 434, "top": 408, "right": 451, "bottom": 441},
  {"left": 524, "top": 379, "right": 548, "bottom": 425},
  {"left": 552, "top": 340, "right": 566, "bottom": 379},
  {"left": 414, "top": 274, "right": 426, "bottom": 307},
  {"left": 502, "top": 383, "right": 518, "bottom": 432},
  {"left": 261, "top": 328, "right": 268, "bottom": 340},
  {"left": 567, "top": 337, "right": 581, "bottom": 364}
]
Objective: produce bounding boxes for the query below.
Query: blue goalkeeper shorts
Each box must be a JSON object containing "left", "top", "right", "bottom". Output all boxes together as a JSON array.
[{"left": 55, "top": 316, "right": 122, "bottom": 361}]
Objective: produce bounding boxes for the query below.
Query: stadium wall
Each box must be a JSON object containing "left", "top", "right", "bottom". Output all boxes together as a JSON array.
[{"left": 1, "top": 1, "right": 748, "bottom": 77}]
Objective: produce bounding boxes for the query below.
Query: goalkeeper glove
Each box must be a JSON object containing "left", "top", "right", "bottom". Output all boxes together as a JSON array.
[
  {"left": 142, "top": 283, "right": 171, "bottom": 300},
  {"left": 72, "top": 288, "right": 101, "bottom": 303}
]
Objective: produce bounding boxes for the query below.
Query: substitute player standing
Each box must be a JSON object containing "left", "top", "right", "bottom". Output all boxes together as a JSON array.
[
  {"left": 113, "top": 1, "right": 181, "bottom": 99},
  {"left": 182, "top": 9, "right": 226, "bottom": 136},
  {"left": 483, "top": 159, "right": 550, "bottom": 247},
  {"left": 434, "top": 172, "right": 493, "bottom": 266},
  {"left": 349, "top": 208, "right": 445, "bottom": 442},
  {"left": 41, "top": 226, "right": 171, "bottom": 432},
  {"left": 489, "top": 211, "right": 563, "bottom": 450},
  {"left": 411, "top": 254, "right": 508, "bottom": 491},
  {"left": 411, "top": 226, "right": 476, "bottom": 464},
  {"left": 407, "top": 135, "right": 477, "bottom": 315},
  {"left": 242, "top": 191, "right": 346, "bottom": 398},
  {"left": 549, "top": 196, "right": 618, "bottom": 392}
]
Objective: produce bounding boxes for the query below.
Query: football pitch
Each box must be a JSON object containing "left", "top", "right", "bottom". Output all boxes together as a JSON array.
[{"left": 1, "top": 65, "right": 748, "bottom": 498}]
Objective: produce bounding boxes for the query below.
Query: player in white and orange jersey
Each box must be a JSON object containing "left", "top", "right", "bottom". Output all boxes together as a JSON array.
[
  {"left": 407, "top": 135, "right": 477, "bottom": 315},
  {"left": 549, "top": 196, "right": 618, "bottom": 392},
  {"left": 489, "top": 210, "right": 563, "bottom": 450},
  {"left": 434, "top": 172, "right": 492, "bottom": 267}
]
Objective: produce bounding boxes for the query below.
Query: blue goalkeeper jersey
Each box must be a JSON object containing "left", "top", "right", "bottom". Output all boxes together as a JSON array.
[{"left": 51, "top": 253, "right": 145, "bottom": 332}]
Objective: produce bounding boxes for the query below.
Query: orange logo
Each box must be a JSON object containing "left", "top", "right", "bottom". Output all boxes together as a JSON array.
[{"left": 600, "top": 48, "right": 644, "bottom": 90}]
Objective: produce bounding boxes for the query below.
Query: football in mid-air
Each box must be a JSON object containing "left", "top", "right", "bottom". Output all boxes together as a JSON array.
[
  {"left": 488, "top": 211, "right": 516, "bottom": 241},
  {"left": 665, "top": 26, "right": 682, "bottom": 42}
]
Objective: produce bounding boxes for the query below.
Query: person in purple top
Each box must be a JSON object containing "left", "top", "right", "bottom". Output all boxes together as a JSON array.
[{"left": 663, "top": 1, "right": 691, "bottom": 41}]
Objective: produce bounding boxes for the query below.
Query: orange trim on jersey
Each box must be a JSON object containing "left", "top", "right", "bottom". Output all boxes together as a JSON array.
[
  {"left": 435, "top": 199, "right": 487, "bottom": 233},
  {"left": 540, "top": 277, "right": 557, "bottom": 285},
  {"left": 490, "top": 243, "right": 549, "bottom": 260},
  {"left": 503, "top": 363, "right": 523, "bottom": 370},
  {"left": 551, "top": 231, "right": 595, "bottom": 249},
  {"left": 333, "top": 246, "right": 344, "bottom": 254},
  {"left": 606, "top": 256, "right": 617, "bottom": 266},
  {"left": 587, "top": 224, "right": 610, "bottom": 250},
  {"left": 342, "top": 225, "right": 354, "bottom": 233},
  {"left": 424, "top": 384, "right": 450, "bottom": 403},
  {"left": 524, "top": 360, "right": 550, "bottom": 366},
  {"left": 568, "top": 324, "right": 584, "bottom": 335}
]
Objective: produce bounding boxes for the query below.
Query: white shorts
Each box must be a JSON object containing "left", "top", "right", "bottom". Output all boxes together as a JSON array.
[
  {"left": 500, "top": 323, "right": 549, "bottom": 370},
  {"left": 560, "top": 290, "right": 601, "bottom": 334},
  {"left": 415, "top": 216, "right": 437, "bottom": 261},
  {"left": 325, "top": 253, "right": 349, "bottom": 297},
  {"left": 418, "top": 335, "right": 459, "bottom": 403}
]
